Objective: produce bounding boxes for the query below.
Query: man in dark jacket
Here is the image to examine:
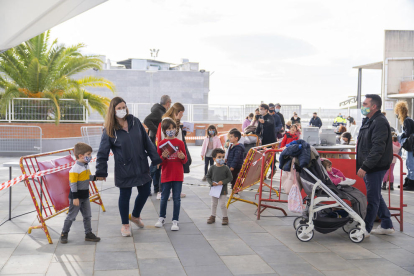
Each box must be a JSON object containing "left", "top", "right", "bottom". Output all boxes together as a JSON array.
[
  {"left": 256, "top": 104, "right": 276, "bottom": 145},
  {"left": 143, "top": 95, "right": 171, "bottom": 196},
  {"left": 269, "top": 103, "right": 283, "bottom": 134},
  {"left": 309, "top": 112, "right": 322, "bottom": 128},
  {"left": 226, "top": 130, "right": 245, "bottom": 197},
  {"left": 356, "top": 94, "right": 394, "bottom": 236}
]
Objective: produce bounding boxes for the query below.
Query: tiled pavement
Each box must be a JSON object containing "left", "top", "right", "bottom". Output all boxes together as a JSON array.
[{"left": 0, "top": 146, "right": 414, "bottom": 275}]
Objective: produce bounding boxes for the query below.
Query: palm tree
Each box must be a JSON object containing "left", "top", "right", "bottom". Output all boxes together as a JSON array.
[{"left": 0, "top": 31, "right": 115, "bottom": 124}]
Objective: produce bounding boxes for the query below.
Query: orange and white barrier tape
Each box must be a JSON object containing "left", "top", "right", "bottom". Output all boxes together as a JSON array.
[
  {"left": 0, "top": 153, "right": 113, "bottom": 192},
  {"left": 185, "top": 136, "right": 208, "bottom": 141}
]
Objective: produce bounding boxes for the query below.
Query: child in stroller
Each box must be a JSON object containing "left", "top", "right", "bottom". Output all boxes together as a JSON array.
[
  {"left": 321, "top": 159, "right": 356, "bottom": 186},
  {"left": 289, "top": 145, "right": 367, "bottom": 243}
]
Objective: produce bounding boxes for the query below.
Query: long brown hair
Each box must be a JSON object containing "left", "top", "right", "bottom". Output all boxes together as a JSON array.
[
  {"left": 207, "top": 125, "right": 218, "bottom": 138},
  {"left": 162, "top": 102, "right": 185, "bottom": 120},
  {"left": 104, "top": 97, "right": 129, "bottom": 138},
  {"left": 394, "top": 100, "right": 408, "bottom": 124}
]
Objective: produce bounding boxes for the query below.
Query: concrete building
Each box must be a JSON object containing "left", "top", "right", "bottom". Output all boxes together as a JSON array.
[
  {"left": 74, "top": 57, "right": 210, "bottom": 122},
  {"left": 341, "top": 30, "right": 414, "bottom": 129}
]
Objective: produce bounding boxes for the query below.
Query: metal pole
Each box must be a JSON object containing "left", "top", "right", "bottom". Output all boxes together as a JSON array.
[
  {"left": 357, "top": 68, "right": 362, "bottom": 109},
  {"left": 8, "top": 167, "right": 12, "bottom": 220}
]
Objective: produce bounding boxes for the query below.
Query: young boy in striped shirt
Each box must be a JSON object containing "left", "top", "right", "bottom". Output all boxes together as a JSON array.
[{"left": 60, "top": 143, "right": 100, "bottom": 244}]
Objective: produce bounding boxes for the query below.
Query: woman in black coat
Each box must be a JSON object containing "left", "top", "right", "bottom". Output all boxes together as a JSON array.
[{"left": 96, "top": 97, "right": 162, "bottom": 237}]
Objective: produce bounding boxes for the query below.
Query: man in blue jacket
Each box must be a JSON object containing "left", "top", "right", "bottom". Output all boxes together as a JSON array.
[
  {"left": 309, "top": 112, "right": 323, "bottom": 128},
  {"left": 269, "top": 103, "right": 283, "bottom": 134}
]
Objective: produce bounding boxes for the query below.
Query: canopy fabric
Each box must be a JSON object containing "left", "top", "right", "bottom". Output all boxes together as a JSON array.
[{"left": 0, "top": 0, "right": 108, "bottom": 52}]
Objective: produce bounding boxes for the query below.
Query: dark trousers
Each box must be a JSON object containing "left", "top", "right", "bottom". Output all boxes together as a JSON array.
[
  {"left": 204, "top": 157, "right": 214, "bottom": 176},
  {"left": 160, "top": 181, "right": 183, "bottom": 221},
  {"left": 118, "top": 182, "right": 151, "bottom": 225},
  {"left": 364, "top": 170, "right": 393, "bottom": 232},
  {"left": 150, "top": 164, "right": 161, "bottom": 193},
  {"left": 62, "top": 198, "right": 92, "bottom": 234},
  {"left": 230, "top": 167, "right": 242, "bottom": 189}
]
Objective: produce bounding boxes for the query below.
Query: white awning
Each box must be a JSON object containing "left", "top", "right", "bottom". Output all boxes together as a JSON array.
[
  {"left": 352, "top": 61, "right": 383, "bottom": 70},
  {"left": 0, "top": 0, "right": 108, "bottom": 52},
  {"left": 388, "top": 93, "right": 414, "bottom": 99}
]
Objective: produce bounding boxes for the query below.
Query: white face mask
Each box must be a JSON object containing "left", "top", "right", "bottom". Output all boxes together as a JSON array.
[
  {"left": 260, "top": 110, "right": 266, "bottom": 115},
  {"left": 341, "top": 139, "right": 347, "bottom": 145},
  {"left": 116, "top": 109, "right": 127, "bottom": 119}
]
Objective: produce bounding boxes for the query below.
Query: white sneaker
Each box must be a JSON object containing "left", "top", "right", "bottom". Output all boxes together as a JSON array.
[
  {"left": 364, "top": 228, "right": 370, "bottom": 238},
  {"left": 180, "top": 193, "right": 186, "bottom": 198},
  {"left": 155, "top": 217, "right": 165, "bottom": 228},
  {"left": 156, "top": 192, "right": 161, "bottom": 200},
  {"left": 171, "top": 220, "right": 179, "bottom": 231},
  {"left": 371, "top": 225, "right": 395, "bottom": 235}
]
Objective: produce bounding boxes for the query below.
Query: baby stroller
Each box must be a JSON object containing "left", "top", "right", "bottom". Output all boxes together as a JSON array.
[{"left": 291, "top": 146, "right": 367, "bottom": 243}]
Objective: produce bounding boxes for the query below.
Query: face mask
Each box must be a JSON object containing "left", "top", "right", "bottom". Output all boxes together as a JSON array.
[
  {"left": 208, "top": 130, "right": 215, "bottom": 135},
  {"left": 260, "top": 110, "right": 266, "bottom": 115},
  {"left": 84, "top": 156, "right": 92, "bottom": 163},
  {"left": 269, "top": 109, "right": 275, "bottom": 113},
  {"left": 361, "top": 106, "right": 370, "bottom": 116},
  {"left": 116, "top": 109, "right": 127, "bottom": 118},
  {"left": 216, "top": 159, "right": 225, "bottom": 165},
  {"left": 166, "top": 129, "right": 176, "bottom": 137},
  {"left": 340, "top": 139, "right": 346, "bottom": 145},
  {"left": 248, "top": 118, "right": 252, "bottom": 121},
  {"left": 294, "top": 116, "right": 298, "bottom": 119},
  {"left": 275, "top": 109, "right": 280, "bottom": 113}
]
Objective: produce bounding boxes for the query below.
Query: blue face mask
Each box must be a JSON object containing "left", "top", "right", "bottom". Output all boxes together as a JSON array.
[
  {"left": 166, "top": 129, "right": 176, "bottom": 137},
  {"left": 84, "top": 156, "right": 92, "bottom": 163},
  {"left": 361, "top": 106, "right": 370, "bottom": 116},
  {"left": 275, "top": 109, "right": 280, "bottom": 113},
  {"left": 209, "top": 130, "right": 215, "bottom": 135},
  {"left": 216, "top": 158, "right": 225, "bottom": 165}
]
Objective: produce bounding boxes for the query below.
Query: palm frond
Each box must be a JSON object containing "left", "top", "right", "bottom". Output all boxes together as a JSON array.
[{"left": 0, "top": 84, "right": 20, "bottom": 113}]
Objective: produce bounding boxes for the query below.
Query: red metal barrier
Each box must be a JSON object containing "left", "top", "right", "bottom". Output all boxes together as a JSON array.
[{"left": 257, "top": 149, "right": 406, "bottom": 231}]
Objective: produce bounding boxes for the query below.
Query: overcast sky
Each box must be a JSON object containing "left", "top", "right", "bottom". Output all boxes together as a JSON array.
[{"left": 50, "top": 0, "right": 414, "bottom": 108}]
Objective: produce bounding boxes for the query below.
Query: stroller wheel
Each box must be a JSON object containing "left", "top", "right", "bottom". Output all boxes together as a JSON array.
[
  {"left": 296, "top": 225, "right": 314, "bottom": 242},
  {"left": 293, "top": 216, "right": 307, "bottom": 230},
  {"left": 349, "top": 228, "right": 364, "bottom": 243},
  {"left": 342, "top": 221, "right": 359, "bottom": 234}
]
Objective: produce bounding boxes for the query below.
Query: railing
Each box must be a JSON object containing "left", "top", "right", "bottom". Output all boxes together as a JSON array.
[
  {"left": 0, "top": 125, "right": 42, "bottom": 153},
  {"left": 81, "top": 126, "right": 104, "bottom": 151}
]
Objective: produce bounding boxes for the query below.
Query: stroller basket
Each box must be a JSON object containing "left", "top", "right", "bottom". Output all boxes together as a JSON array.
[{"left": 313, "top": 216, "right": 351, "bottom": 234}]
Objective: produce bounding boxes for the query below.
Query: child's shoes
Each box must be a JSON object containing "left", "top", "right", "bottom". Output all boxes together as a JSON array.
[
  {"left": 85, "top": 232, "right": 100, "bottom": 242},
  {"left": 222, "top": 217, "right": 229, "bottom": 225},
  {"left": 207, "top": 215, "right": 215, "bottom": 224}
]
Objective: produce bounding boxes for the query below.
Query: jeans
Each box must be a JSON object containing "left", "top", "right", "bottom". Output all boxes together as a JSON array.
[
  {"left": 406, "top": 150, "right": 414, "bottom": 180},
  {"left": 211, "top": 195, "right": 227, "bottom": 217},
  {"left": 150, "top": 164, "right": 161, "bottom": 193},
  {"left": 160, "top": 181, "right": 183, "bottom": 221},
  {"left": 62, "top": 198, "right": 92, "bottom": 234},
  {"left": 118, "top": 182, "right": 151, "bottom": 225},
  {"left": 364, "top": 170, "right": 393, "bottom": 232},
  {"left": 383, "top": 163, "right": 396, "bottom": 183},
  {"left": 204, "top": 157, "right": 214, "bottom": 176}
]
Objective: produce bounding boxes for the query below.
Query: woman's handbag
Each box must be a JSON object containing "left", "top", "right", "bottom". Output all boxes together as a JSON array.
[
  {"left": 281, "top": 158, "right": 297, "bottom": 194},
  {"left": 288, "top": 183, "right": 303, "bottom": 213}
]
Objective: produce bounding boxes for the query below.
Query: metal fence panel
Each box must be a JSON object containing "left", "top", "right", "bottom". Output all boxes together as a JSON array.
[
  {"left": 0, "top": 125, "right": 42, "bottom": 153},
  {"left": 81, "top": 126, "right": 104, "bottom": 151}
]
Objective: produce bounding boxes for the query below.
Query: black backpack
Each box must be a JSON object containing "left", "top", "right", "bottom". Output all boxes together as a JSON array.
[{"left": 402, "top": 134, "right": 414, "bottom": 152}]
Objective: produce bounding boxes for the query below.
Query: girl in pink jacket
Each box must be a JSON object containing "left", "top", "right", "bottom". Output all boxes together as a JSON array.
[
  {"left": 322, "top": 159, "right": 346, "bottom": 185},
  {"left": 382, "top": 135, "right": 401, "bottom": 191},
  {"left": 201, "top": 125, "right": 223, "bottom": 181}
]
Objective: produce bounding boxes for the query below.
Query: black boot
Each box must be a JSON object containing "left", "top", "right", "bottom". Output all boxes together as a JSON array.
[
  {"left": 85, "top": 232, "right": 101, "bottom": 242},
  {"left": 403, "top": 179, "right": 414, "bottom": 191},
  {"left": 381, "top": 182, "right": 387, "bottom": 190},
  {"left": 399, "top": 178, "right": 409, "bottom": 188},
  {"left": 60, "top": 232, "right": 68, "bottom": 244},
  {"left": 390, "top": 182, "right": 394, "bottom": 191}
]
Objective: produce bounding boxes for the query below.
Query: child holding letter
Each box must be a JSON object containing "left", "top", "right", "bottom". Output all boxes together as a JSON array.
[{"left": 206, "top": 148, "right": 233, "bottom": 225}]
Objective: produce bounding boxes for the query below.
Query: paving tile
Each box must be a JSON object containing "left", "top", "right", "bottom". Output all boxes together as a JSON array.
[
  {"left": 0, "top": 248, "right": 14, "bottom": 271},
  {"left": 175, "top": 246, "right": 223, "bottom": 267},
  {"left": 238, "top": 232, "right": 283, "bottom": 247},
  {"left": 164, "top": 222, "right": 201, "bottom": 235},
  {"left": 221, "top": 255, "right": 275, "bottom": 275},
  {"left": 94, "top": 269, "right": 140, "bottom": 276},
  {"left": 199, "top": 227, "right": 240, "bottom": 240},
  {"left": 12, "top": 235, "right": 58, "bottom": 255},
  {"left": 402, "top": 266, "right": 414, "bottom": 274},
  {"left": 326, "top": 244, "right": 381, "bottom": 260},
  {"left": 46, "top": 261, "right": 94, "bottom": 276},
  {"left": 0, "top": 254, "right": 53, "bottom": 275},
  {"left": 184, "top": 264, "right": 233, "bottom": 276},
  {"left": 52, "top": 244, "right": 96, "bottom": 263},
  {"left": 94, "top": 251, "right": 138, "bottom": 271},
  {"left": 371, "top": 248, "right": 414, "bottom": 267},
  {"left": 138, "top": 258, "right": 186, "bottom": 276},
  {"left": 268, "top": 263, "right": 324, "bottom": 276},
  {"left": 209, "top": 239, "right": 256, "bottom": 256},
  {"left": 133, "top": 228, "right": 170, "bottom": 243},
  {"left": 228, "top": 221, "right": 267, "bottom": 234},
  {"left": 322, "top": 270, "right": 368, "bottom": 276},
  {"left": 136, "top": 242, "right": 177, "bottom": 259},
  {"left": 298, "top": 252, "right": 353, "bottom": 271},
  {"left": 251, "top": 245, "right": 307, "bottom": 264},
  {"left": 0, "top": 234, "right": 25, "bottom": 249},
  {"left": 349, "top": 258, "right": 414, "bottom": 275},
  {"left": 96, "top": 236, "right": 135, "bottom": 252},
  {"left": 282, "top": 240, "right": 330, "bottom": 253}
]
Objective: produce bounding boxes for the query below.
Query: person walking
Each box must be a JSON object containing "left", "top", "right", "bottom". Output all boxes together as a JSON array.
[
  {"left": 255, "top": 104, "right": 276, "bottom": 145},
  {"left": 356, "top": 94, "right": 394, "bottom": 236},
  {"left": 394, "top": 101, "right": 414, "bottom": 190},
  {"left": 144, "top": 95, "right": 171, "bottom": 196},
  {"left": 96, "top": 97, "right": 162, "bottom": 237},
  {"left": 309, "top": 112, "right": 322, "bottom": 128}
]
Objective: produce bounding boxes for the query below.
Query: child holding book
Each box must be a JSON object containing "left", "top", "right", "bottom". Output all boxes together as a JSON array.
[
  {"left": 60, "top": 142, "right": 100, "bottom": 244},
  {"left": 201, "top": 125, "right": 223, "bottom": 181},
  {"left": 155, "top": 118, "right": 187, "bottom": 231},
  {"left": 382, "top": 133, "right": 401, "bottom": 191},
  {"left": 206, "top": 148, "right": 233, "bottom": 225}
]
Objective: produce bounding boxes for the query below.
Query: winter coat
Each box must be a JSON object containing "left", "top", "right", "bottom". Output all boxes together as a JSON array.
[
  {"left": 255, "top": 113, "right": 277, "bottom": 145},
  {"left": 143, "top": 103, "right": 166, "bottom": 143},
  {"left": 280, "top": 132, "right": 299, "bottom": 148},
  {"left": 391, "top": 141, "right": 401, "bottom": 164},
  {"left": 242, "top": 119, "right": 252, "bottom": 131},
  {"left": 226, "top": 143, "right": 245, "bottom": 169},
  {"left": 96, "top": 115, "right": 162, "bottom": 188},
  {"left": 279, "top": 139, "right": 311, "bottom": 170},
  {"left": 276, "top": 112, "right": 285, "bottom": 131},
  {"left": 356, "top": 110, "right": 393, "bottom": 174},
  {"left": 309, "top": 116, "right": 323, "bottom": 128},
  {"left": 291, "top": 116, "right": 301, "bottom": 125},
  {"left": 327, "top": 168, "right": 346, "bottom": 185},
  {"left": 201, "top": 136, "right": 223, "bottom": 157},
  {"left": 271, "top": 113, "right": 283, "bottom": 133}
]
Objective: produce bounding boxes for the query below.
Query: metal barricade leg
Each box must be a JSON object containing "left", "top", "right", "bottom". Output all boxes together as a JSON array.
[{"left": 8, "top": 167, "right": 12, "bottom": 221}]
